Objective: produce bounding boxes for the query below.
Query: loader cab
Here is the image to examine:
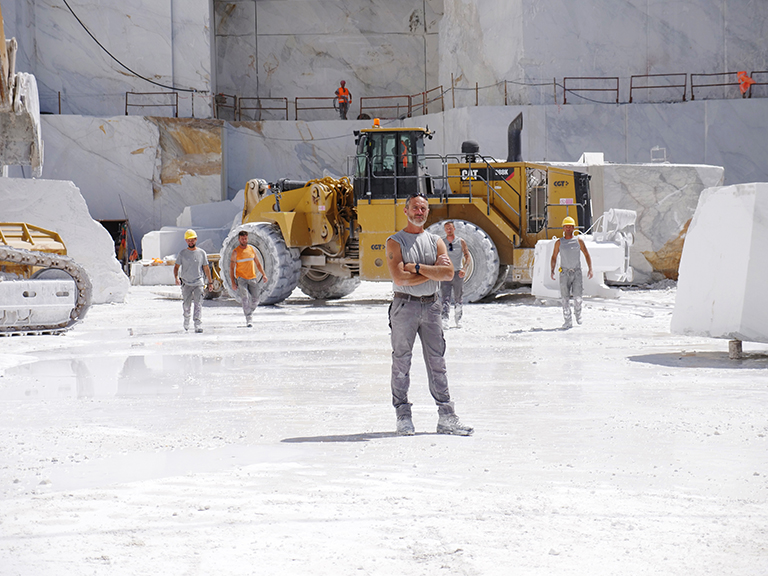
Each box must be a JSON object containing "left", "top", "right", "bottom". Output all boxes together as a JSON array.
[{"left": 353, "top": 125, "right": 432, "bottom": 201}]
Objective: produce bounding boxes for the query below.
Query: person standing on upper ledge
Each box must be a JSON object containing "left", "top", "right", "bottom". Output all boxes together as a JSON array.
[{"left": 334, "top": 80, "right": 352, "bottom": 120}]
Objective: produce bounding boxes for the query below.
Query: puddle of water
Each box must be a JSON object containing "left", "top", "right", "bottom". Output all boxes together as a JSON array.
[
  {"left": 38, "top": 443, "right": 306, "bottom": 492},
  {"left": 0, "top": 353, "right": 260, "bottom": 400}
]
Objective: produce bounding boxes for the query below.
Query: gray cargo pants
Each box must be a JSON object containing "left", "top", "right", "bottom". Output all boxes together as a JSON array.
[
  {"left": 440, "top": 271, "right": 464, "bottom": 323},
  {"left": 559, "top": 267, "right": 583, "bottom": 324},
  {"left": 236, "top": 277, "right": 262, "bottom": 321},
  {"left": 181, "top": 283, "right": 205, "bottom": 329},
  {"left": 389, "top": 294, "right": 455, "bottom": 418}
]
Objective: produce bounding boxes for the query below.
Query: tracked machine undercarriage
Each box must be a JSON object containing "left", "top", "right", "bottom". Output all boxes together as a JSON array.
[{"left": 0, "top": 223, "right": 92, "bottom": 335}]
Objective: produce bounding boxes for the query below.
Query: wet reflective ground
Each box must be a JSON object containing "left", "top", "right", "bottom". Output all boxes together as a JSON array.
[{"left": 1, "top": 285, "right": 767, "bottom": 575}]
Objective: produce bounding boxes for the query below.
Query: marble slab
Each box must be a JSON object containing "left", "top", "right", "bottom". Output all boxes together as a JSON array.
[{"left": 671, "top": 183, "right": 768, "bottom": 343}]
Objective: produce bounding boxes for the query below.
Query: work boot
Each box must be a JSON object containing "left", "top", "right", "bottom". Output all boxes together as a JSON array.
[
  {"left": 561, "top": 320, "right": 572, "bottom": 330},
  {"left": 575, "top": 312, "right": 582, "bottom": 325},
  {"left": 195, "top": 326, "right": 203, "bottom": 334},
  {"left": 183, "top": 318, "right": 189, "bottom": 331},
  {"left": 436, "top": 414, "right": 473, "bottom": 436},
  {"left": 442, "top": 318, "right": 450, "bottom": 330},
  {"left": 396, "top": 415, "right": 415, "bottom": 436},
  {"left": 246, "top": 315, "right": 253, "bottom": 328}
]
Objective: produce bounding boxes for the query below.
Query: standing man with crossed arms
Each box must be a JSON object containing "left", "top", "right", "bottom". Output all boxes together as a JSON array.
[
  {"left": 386, "top": 193, "right": 474, "bottom": 437},
  {"left": 230, "top": 230, "right": 268, "bottom": 327}
]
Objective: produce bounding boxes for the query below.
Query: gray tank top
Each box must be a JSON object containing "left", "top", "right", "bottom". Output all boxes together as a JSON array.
[
  {"left": 389, "top": 229, "right": 439, "bottom": 296},
  {"left": 445, "top": 236, "right": 463, "bottom": 270},
  {"left": 559, "top": 236, "right": 582, "bottom": 270}
]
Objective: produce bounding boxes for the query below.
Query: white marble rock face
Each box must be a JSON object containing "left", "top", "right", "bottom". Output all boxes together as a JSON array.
[
  {"left": 40, "top": 115, "right": 224, "bottom": 250},
  {"left": 214, "top": 0, "right": 442, "bottom": 120},
  {"left": 0, "top": 178, "right": 130, "bottom": 303},
  {"left": 671, "top": 183, "right": 768, "bottom": 343},
  {"left": 10, "top": 0, "right": 212, "bottom": 118}
]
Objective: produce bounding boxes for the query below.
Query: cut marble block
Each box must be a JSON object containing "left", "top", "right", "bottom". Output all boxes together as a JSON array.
[
  {"left": 671, "top": 183, "right": 768, "bottom": 343},
  {"left": 141, "top": 227, "right": 229, "bottom": 261},
  {"left": 532, "top": 236, "right": 628, "bottom": 300}
]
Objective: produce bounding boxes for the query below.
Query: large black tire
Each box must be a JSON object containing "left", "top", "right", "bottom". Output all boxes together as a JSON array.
[
  {"left": 489, "top": 264, "right": 510, "bottom": 296},
  {"left": 221, "top": 223, "right": 301, "bottom": 305},
  {"left": 426, "top": 220, "right": 500, "bottom": 303},
  {"left": 298, "top": 270, "right": 361, "bottom": 300}
]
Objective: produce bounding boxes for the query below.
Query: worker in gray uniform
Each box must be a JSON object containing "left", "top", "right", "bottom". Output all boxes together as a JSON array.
[
  {"left": 440, "top": 221, "right": 470, "bottom": 329},
  {"left": 174, "top": 229, "right": 213, "bottom": 333},
  {"left": 550, "top": 216, "right": 593, "bottom": 329},
  {"left": 386, "top": 193, "right": 474, "bottom": 436}
]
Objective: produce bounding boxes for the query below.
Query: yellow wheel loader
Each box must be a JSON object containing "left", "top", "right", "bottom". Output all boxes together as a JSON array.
[{"left": 225, "top": 113, "right": 591, "bottom": 304}]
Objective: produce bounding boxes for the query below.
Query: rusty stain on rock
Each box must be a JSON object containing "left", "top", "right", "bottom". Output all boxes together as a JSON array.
[
  {"left": 642, "top": 219, "right": 691, "bottom": 280},
  {"left": 148, "top": 118, "right": 223, "bottom": 184}
]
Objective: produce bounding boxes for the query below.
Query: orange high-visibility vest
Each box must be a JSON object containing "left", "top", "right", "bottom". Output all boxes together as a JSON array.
[
  {"left": 401, "top": 141, "right": 408, "bottom": 168},
  {"left": 337, "top": 86, "right": 350, "bottom": 104}
]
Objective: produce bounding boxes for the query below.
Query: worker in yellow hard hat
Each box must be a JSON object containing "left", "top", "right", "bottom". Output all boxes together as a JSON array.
[
  {"left": 550, "top": 216, "right": 593, "bottom": 329},
  {"left": 174, "top": 229, "right": 213, "bottom": 333}
]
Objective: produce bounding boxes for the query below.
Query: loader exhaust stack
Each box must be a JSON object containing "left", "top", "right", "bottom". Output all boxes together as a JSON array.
[{"left": 507, "top": 113, "right": 523, "bottom": 162}]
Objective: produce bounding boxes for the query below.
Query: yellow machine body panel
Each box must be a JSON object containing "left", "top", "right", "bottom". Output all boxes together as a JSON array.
[
  {"left": 357, "top": 199, "right": 409, "bottom": 281},
  {"left": 243, "top": 178, "right": 353, "bottom": 255},
  {"left": 0, "top": 222, "right": 67, "bottom": 278}
]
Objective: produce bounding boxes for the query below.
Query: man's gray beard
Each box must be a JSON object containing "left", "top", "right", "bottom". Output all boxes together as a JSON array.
[{"left": 407, "top": 215, "right": 426, "bottom": 228}]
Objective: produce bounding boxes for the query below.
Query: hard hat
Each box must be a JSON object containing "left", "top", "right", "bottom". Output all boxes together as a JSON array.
[
  {"left": 184, "top": 229, "right": 197, "bottom": 240},
  {"left": 562, "top": 216, "right": 576, "bottom": 227},
  {"left": 340, "top": 80, "right": 346, "bottom": 86}
]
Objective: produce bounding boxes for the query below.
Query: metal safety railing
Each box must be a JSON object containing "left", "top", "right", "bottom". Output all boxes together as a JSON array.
[
  {"left": 295, "top": 96, "right": 338, "bottom": 120},
  {"left": 214, "top": 93, "right": 237, "bottom": 120},
  {"left": 359, "top": 94, "right": 413, "bottom": 120},
  {"left": 747, "top": 70, "right": 768, "bottom": 98},
  {"left": 562, "top": 77, "right": 619, "bottom": 104},
  {"left": 239, "top": 97, "right": 289, "bottom": 121},
  {"left": 125, "top": 91, "right": 178, "bottom": 117},
  {"left": 690, "top": 72, "right": 743, "bottom": 100},
  {"left": 629, "top": 73, "right": 687, "bottom": 103}
]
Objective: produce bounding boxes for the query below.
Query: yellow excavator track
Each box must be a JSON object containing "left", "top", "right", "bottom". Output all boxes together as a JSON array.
[{"left": 0, "top": 245, "right": 92, "bottom": 335}]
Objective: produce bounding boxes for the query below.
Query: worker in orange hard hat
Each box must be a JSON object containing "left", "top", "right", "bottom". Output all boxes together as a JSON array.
[
  {"left": 550, "top": 216, "right": 593, "bottom": 329},
  {"left": 334, "top": 80, "right": 352, "bottom": 120}
]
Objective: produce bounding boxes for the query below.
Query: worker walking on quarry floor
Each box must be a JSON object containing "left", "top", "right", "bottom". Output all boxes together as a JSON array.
[
  {"left": 440, "top": 221, "right": 470, "bottom": 329},
  {"left": 386, "top": 193, "right": 474, "bottom": 437},
  {"left": 550, "top": 216, "right": 593, "bottom": 329},
  {"left": 230, "top": 230, "right": 268, "bottom": 327},
  {"left": 174, "top": 229, "right": 213, "bottom": 333},
  {"left": 334, "top": 80, "right": 351, "bottom": 120}
]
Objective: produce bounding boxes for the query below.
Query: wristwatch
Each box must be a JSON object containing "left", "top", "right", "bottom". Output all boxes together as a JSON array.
[{"left": 414, "top": 263, "right": 421, "bottom": 275}]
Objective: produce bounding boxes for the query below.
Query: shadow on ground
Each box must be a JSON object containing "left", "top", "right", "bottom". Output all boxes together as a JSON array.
[
  {"left": 630, "top": 351, "right": 768, "bottom": 369},
  {"left": 282, "top": 431, "right": 438, "bottom": 443}
]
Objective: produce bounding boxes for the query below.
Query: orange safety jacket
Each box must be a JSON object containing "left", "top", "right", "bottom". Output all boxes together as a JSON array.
[
  {"left": 336, "top": 86, "right": 350, "bottom": 104},
  {"left": 233, "top": 244, "right": 258, "bottom": 280}
]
